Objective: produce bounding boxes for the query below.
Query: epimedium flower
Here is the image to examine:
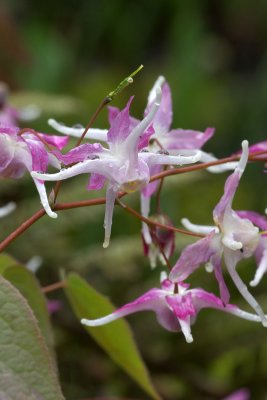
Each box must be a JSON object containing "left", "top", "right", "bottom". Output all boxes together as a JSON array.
[
  {"left": 31, "top": 88, "right": 201, "bottom": 248},
  {"left": 170, "top": 140, "right": 267, "bottom": 326},
  {"left": 81, "top": 271, "right": 265, "bottom": 344},
  {"left": 0, "top": 125, "right": 69, "bottom": 218}
]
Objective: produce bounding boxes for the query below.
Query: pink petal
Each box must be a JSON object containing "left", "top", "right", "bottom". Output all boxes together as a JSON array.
[
  {"left": 164, "top": 127, "right": 215, "bottom": 150},
  {"left": 53, "top": 143, "right": 104, "bottom": 165},
  {"left": 40, "top": 133, "right": 69, "bottom": 150},
  {"left": 169, "top": 232, "right": 217, "bottom": 282},
  {"left": 237, "top": 210, "right": 267, "bottom": 232},
  {"left": 166, "top": 292, "right": 196, "bottom": 320},
  {"left": 26, "top": 139, "right": 48, "bottom": 173},
  {"left": 107, "top": 97, "right": 134, "bottom": 145},
  {"left": 211, "top": 253, "right": 230, "bottom": 304},
  {"left": 213, "top": 171, "right": 240, "bottom": 225},
  {"left": 82, "top": 288, "right": 181, "bottom": 332},
  {"left": 141, "top": 164, "right": 162, "bottom": 197}
]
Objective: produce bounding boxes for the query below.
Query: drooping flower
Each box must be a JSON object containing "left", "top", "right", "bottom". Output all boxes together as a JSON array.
[
  {"left": 142, "top": 214, "right": 175, "bottom": 268},
  {"left": 0, "top": 125, "right": 69, "bottom": 217},
  {"left": 32, "top": 88, "right": 201, "bottom": 247},
  {"left": 81, "top": 272, "right": 265, "bottom": 343},
  {"left": 170, "top": 140, "right": 267, "bottom": 326}
]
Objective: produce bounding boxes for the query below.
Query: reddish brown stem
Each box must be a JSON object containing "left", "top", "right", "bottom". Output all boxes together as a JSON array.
[
  {"left": 42, "top": 281, "right": 66, "bottom": 293},
  {"left": 116, "top": 199, "right": 204, "bottom": 238},
  {"left": 18, "top": 128, "right": 54, "bottom": 152},
  {"left": 150, "top": 229, "right": 172, "bottom": 271}
]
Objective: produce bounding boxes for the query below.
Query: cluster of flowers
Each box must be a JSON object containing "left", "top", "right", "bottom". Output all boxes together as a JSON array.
[{"left": 1, "top": 76, "right": 267, "bottom": 344}]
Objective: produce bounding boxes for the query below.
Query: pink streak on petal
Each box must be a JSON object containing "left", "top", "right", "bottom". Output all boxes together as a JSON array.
[{"left": 166, "top": 293, "right": 196, "bottom": 319}]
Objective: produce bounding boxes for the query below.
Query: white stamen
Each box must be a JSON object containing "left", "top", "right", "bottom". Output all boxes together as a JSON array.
[{"left": 222, "top": 235, "right": 242, "bottom": 250}]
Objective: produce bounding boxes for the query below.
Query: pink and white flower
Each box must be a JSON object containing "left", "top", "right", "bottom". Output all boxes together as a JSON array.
[
  {"left": 170, "top": 141, "right": 267, "bottom": 326},
  {"left": 81, "top": 271, "right": 265, "bottom": 343},
  {"left": 32, "top": 88, "right": 201, "bottom": 247},
  {"left": 0, "top": 125, "right": 68, "bottom": 217}
]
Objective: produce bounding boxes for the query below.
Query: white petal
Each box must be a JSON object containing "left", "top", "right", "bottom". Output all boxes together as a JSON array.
[
  {"left": 200, "top": 151, "right": 238, "bottom": 173},
  {"left": 179, "top": 317, "right": 193, "bottom": 343},
  {"left": 147, "top": 76, "right": 166, "bottom": 105},
  {"left": 32, "top": 178, "right": 57, "bottom": 219},
  {"left": 48, "top": 118, "right": 108, "bottom": 141},
  {"left": 250, "top": 249, "right": 267, "bottom": 287},
  {"left": 103, "top": 186, "right": 117, "bottom": 248},
  {"left": 225, "top": 251, "right": 267, "bottom": 327},
  {"left": 181, "top": 217, "right": 218, "bottom": 234}
]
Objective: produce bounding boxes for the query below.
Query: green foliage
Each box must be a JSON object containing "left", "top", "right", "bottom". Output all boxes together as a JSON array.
[
  {"left": 0, "top": 275, "right": 64, "bottom": 400},
  {"left": 64, "top": 272, "right": 161, "bottom": 400},
  {"left": 0, "top": 254, "right": 55, "bottom": 353}
]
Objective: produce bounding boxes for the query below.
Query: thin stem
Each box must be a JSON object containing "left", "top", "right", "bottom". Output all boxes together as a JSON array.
[
  {"left": 0, "top": 209, "right": 45, "bottom": 253},
  {"left": 42, "top": 281, "right": 66, "bottom": 293},
  {"left": 116, "top": 198, "right": 204, "bottom": 238},
  {"left": 155, "top": 166, "right": 167, "bottom": 213},
  {"left": 18, "top": 128, "right": 54, "bottom": 152},
  {"left": 75, "top": 98, "right": 110, "bottom": 146}
]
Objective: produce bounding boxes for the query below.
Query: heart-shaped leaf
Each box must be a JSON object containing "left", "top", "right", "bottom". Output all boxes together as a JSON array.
[{"left": 0, "top": 275, "right": 64, "bottom": 400}]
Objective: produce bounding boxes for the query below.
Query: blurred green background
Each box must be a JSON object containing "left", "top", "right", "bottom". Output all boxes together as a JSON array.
[{"left": 1, "top": 0, "right": 267, "bottom": 399}]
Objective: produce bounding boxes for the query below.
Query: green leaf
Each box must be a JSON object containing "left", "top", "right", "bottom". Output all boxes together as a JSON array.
[
  {"left": 0, "top": 275, "right": 64, "bottom": 399},
  {"left": 0, "top": 254, "right": 54, "bottom": 353},
  {"left": 65, "top": 272, "right": 161, "bottom": 400}
]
